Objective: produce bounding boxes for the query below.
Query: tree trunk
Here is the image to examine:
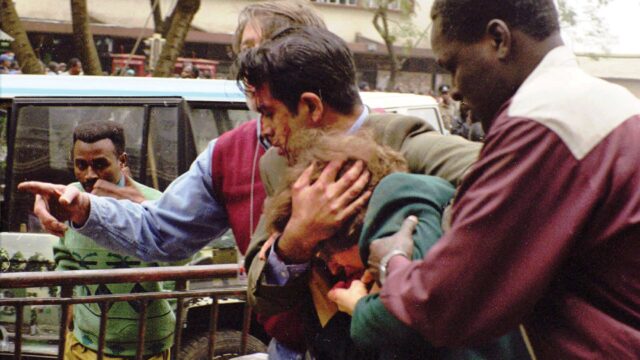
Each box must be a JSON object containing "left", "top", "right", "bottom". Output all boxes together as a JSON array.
[
  {"left": 372, "top": 3, "right": 400, "bottom": 91},
  {"left": 150, "top": 0, "right": 164, "bottom": 34},
  {"left": 70, "top": 0, "right": 102, "bottom": 75},
  {"left": 0, "top": 0, "right": 44, "bottom": 74},
  {"left": 153, "top": 0, "right": 200, "bottom": 78}
]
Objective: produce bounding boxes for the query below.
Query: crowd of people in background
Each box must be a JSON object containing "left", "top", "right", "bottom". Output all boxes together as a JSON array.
[
  {"left": 0, "top": 52, "right": 20, "bottom": 74},
  {"left": 0, "top": 51, "right": 84, "bottom": 76}
]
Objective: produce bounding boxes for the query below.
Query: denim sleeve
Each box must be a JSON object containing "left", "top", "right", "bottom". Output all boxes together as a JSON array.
[
  {"left": 74, "top": 140, "right": 230, "bottom": 262},
  {"left": 264, "top": 240, "right": 309, "bottom": 286}
]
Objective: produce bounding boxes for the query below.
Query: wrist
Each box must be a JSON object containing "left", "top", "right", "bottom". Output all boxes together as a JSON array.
[
  {"left": 379, "top": 249, "right": 409, "bottom": 286},
  {"left": 70, "top": 195, "right": 91, "bottom": 227},
  {"left": 276, "top": 230, "right": 313, "bottom": 264}
]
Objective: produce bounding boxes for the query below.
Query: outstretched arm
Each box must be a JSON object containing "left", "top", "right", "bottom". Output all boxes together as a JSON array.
[{"left": 26, "top": 140, "right": 229, "bottom": 262}]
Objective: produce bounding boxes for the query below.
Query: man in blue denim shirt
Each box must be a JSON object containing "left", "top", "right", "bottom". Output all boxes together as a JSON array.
[
  {"left": 19, "top": 1, "right": 326, "bottom": 262},
  {"left": 20, "top": 2, "right": 327, "bottom": 359}
]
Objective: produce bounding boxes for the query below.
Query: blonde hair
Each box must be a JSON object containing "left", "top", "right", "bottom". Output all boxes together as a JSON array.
[
  {"left": 264, "top": 129, "right": 407, "bottom": 251},
  {"left": 233, "top": 0, "right": 326, "bottom": 54}
]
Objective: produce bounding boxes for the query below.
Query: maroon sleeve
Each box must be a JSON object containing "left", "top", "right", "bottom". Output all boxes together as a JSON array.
[{"left": 380, "top": 117, "right": 595, "bottom": 346}]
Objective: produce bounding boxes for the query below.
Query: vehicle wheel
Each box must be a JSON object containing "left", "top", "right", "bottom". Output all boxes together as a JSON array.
[{"left": 178, "top": 330, "right": 267, "bottom": 360}]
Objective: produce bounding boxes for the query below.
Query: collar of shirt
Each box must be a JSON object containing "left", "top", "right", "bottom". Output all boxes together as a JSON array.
[
  {"left": 519, "top": 46, "right": 576, "bottom": 91},
  {"left": 347, "top": 106, "right": 370, "bottom": 134}
]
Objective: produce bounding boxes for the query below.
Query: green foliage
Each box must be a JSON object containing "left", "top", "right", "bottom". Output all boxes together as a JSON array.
[
  {"left": 373, "top": 0, "right": 426, "bottom": 50},
  {"left": 371, "top": 0, "right": 428, "bottom": 90},
  {"left": 0, "top": 247, "right": 9, "bottom": 272},
  {"left": 557, "top": 0, "right": 614, "bottom": 54},
  {"left": 10, "top": 251, "right": 27, "bottom": 272}
]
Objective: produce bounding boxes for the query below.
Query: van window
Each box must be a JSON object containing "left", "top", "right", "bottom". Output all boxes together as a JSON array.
[
  {"left": 16, "top": 105, "right": 146, "bottom": 177},
  {"left": 7, "top": 105, "right": 148, "bottom": 232},
  {"left": 148, "top": 107, "right": 180, "bottom": 190},
  {"left": 189, "top": 108, "right": 255, "bottom": 153}
]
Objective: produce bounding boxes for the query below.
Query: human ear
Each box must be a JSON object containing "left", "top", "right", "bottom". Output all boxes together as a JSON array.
[
  {"left": 119, "top": 152, "right": 128, "bottom": 168},
  {"left": 486, "top": 19, "right": 512, "bottom": 61},
  {"left": 300, "top": 92, "right": 324, "bottom": 125}
]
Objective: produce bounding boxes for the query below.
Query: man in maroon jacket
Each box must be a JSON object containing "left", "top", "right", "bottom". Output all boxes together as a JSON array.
[{"left": 331, "top": 0, "right": 640, "bottom": 358}]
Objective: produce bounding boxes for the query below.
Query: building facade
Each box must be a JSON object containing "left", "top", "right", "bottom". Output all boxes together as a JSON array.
[{"left": 12, "top": 0, "right": 450, "bottom": 93}]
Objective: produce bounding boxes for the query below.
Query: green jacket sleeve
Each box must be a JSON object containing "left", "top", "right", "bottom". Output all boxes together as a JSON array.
[
  {"left": 352, "top": 293, "right": 430, "bottom": 351},
  {"left": 352, "top": 173, "right": 455, "bottom": 351}
]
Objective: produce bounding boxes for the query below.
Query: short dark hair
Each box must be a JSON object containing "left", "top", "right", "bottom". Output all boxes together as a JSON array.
[
  {"left": 236, "top": 27, "right": 361, "bottom": 115},
  {"left": 69, "top": 58, "right": 81, "bottom": 68},
  {"left": 73, "top": 121, "right": 125, "bottom": 156},
  {"left": 431, "top": 0, "right": 560, "bottom": 43},
  {"left": 232, "top": 0, "right": 326, "bottom": 54},
  {"left": 47, "top": 61, "right": 58, "bottom": 72}
]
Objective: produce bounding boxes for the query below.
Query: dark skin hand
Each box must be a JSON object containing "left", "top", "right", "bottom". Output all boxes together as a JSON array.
[
  {"left": 367, "top": 215, "right": 418, "bottom": 284},
  {"left": 91, "top": 172, "right": 145, "bottom": 203}
]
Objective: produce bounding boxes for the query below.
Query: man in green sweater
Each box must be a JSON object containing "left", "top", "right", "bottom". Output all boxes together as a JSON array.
[{"left": 53, "top": 121, "right": 172, "bottom": 359}]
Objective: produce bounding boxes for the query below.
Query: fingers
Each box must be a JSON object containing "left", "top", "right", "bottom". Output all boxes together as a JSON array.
[
  {"left": 293, "top": 162, "right": 316, "bottom": 189},
  {"left": 316, "top": 159, "right": 345, "bottom": 185},
  {"left": 91, "top": 179, "right": 117, "bottom": 197},
  {"left": 327, "top": 280, "right": 368, "bottom": 315},
  {"left": 327, "top": 287, "right": 343, "bottom": 303},
  {"left": 338, "top": 189, "right": 372, "bottom": 222},
  {"left": 33, "top": 194, "right": 67, "bottom": 237},
  {"left": 367, "top": 264, "right": 381, "bottom": 285},
  {"left": 58, "top": 186, "right": 82, "bottom": 207},
  {"left": 361, "top": 270, "right": 375, "bottom": 285},
  {"left": 399, "top": 215, "right": 419, "bottom": 236},
  {"left": 18, "top": 181, "right": 66, "bottom": 196},
  {"left": 331, "top": 160, "right": 365, "bottom": 197},
  {"left": 259, "top": 233, "right": 280, "bottom": 261}
]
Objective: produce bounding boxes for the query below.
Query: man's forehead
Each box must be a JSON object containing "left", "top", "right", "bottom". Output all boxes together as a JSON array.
[
  {"left": 253, "top": 85, "right": 275, "bottom": 105},
  {"left": 73, "top": 139, "right": 117, "bottom": 155}
]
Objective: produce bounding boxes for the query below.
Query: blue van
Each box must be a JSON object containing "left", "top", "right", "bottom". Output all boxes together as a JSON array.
[
  {"left": 0, "top": 74, "right": 253, "bottom": 231},
  {"left": 0, "top": 75, "right": 267, "bottom": 359}
]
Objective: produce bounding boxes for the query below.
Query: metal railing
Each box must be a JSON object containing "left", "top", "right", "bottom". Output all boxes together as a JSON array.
[{"left": 0, "top": 264, "right": 253, "bottom": 360}]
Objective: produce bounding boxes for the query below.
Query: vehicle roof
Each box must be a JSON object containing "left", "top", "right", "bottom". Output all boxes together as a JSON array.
[
  {"left": 0, "top": 74, "right": 246, "bottom": 102},
  {"left": 360, "top": 91, "right": 439, "bottom": 110}
]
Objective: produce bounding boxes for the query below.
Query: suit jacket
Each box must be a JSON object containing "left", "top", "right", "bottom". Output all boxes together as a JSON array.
[{"left": 245, "top": 113, "right": 482, "bottom": 315}]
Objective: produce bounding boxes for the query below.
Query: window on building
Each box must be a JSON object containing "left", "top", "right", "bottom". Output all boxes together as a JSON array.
[
  {"left": 367, "top": 0, "right": 402, "bottom": 10},
  {"left": 312, "top": 0, "right": 358, "bottom": 6}
]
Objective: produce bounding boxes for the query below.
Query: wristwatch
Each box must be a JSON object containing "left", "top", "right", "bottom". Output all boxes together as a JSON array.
[{"left": 378, "top": 249, "right": 408, "bottom": 286}]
